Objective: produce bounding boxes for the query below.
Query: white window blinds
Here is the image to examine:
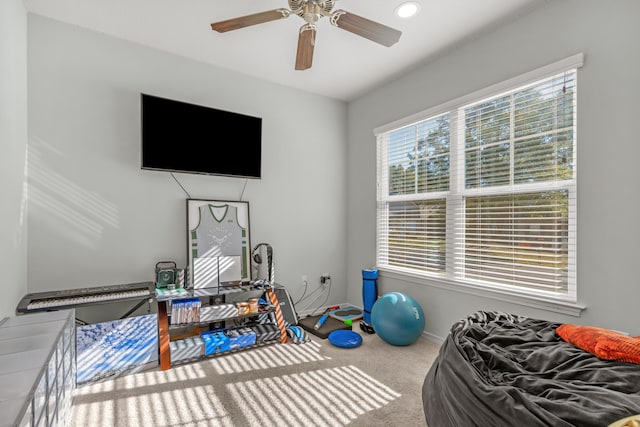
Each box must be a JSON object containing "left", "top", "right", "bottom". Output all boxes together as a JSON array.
[
  {"left": 377, "top": 113, "right": 449, "bottom": 273},
  {"left": 376, "top": 59, "right": 578, "bottom": 300},
  {"left": 457, "top": 72, "right": 576, "bottom": 295}
]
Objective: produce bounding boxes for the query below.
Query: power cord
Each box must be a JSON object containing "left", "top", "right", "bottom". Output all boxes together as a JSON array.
[
  {"left": 296, "top": 281, "right": 326, "bottom": 306},
  {"left": 299, "top": 278, "right": 332, "bottom": 316},
  {"left": 309, "top": 278, "right": 331, "bottom": 316},
  {"left": 170, "top": 172, "right": 192, "bottom": 199},
  {"left": 239, "top": 178, "right": 248, "bottom": 201},
  {"left": 294, "top": 277, "right": 309, "bottom": 305}
]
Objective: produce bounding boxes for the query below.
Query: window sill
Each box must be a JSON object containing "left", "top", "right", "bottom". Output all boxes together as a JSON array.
[{"left": 378, "top": 268, "right": 586, "bottom": 317}]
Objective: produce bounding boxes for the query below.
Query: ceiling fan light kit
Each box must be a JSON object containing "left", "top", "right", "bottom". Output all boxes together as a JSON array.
[{"left": 210, "top": 0, "right": 402, "bottom": 70}]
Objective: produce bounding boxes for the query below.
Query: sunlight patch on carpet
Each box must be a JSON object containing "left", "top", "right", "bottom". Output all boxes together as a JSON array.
[
  {"left": 205, "top": 340, "right": 328, "bottom": 375},
  {"left": 74, "top": 362, "right": 208, "bottom": 397},
  {"left": 71, "top": 383, "right": 233, "bottom": 427},
  {"left": 226, "top": 365, "right": 401, "bottom": 426}
]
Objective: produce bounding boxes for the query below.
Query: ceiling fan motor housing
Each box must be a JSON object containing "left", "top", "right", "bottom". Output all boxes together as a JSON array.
[{"left": 289, "top": 0, "right": 335, "bottom": 20}]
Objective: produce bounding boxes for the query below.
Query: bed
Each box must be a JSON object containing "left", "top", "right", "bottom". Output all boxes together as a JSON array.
[{"left": 422, "top": 310, "right": 640, "bottom": 427}]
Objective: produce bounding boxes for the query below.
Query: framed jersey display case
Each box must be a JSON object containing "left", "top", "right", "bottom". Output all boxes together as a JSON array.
[{"left": 187, "top": 199, "right": 251, "bottom": 288}]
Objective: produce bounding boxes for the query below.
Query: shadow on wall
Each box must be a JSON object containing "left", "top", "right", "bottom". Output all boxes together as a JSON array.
[{"left": 28, "top": 136, "right": 120, "bottom": 248}]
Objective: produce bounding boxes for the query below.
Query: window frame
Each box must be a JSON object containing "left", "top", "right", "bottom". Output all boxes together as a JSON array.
[{"left": 374, "top": 54, "right": 584, "bottom": 315}]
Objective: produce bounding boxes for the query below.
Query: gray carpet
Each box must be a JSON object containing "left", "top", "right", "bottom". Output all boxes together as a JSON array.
[{"left": 69, "top": 328, "right": 440, "bottom": 426}]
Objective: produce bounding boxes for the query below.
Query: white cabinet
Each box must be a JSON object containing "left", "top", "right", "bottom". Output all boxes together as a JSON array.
[{"left": 0, "top": 310, "right": 75, "bottom": 427}]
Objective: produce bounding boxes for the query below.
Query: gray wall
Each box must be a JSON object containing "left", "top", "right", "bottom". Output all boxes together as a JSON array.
[
  {"left": 0, "top": 0, "right": 28, "bottom": 318},
  {"left": 347, "top": 0, "right": 640, "bottom": 339},
  {"left": 27, "top": 15, "right": 348, "bottom": 308},
  {"left": 11, "top": 1, "right": 639, "bottom": 334}
]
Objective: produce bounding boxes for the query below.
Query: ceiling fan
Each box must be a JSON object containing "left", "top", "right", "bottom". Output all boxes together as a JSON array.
[{"left": 210, "top": 0, "right": 402, "bottom": 70}]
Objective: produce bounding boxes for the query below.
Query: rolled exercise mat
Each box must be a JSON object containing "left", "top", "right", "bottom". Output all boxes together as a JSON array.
[{"left": 362, "top": 269, "right": 378, "bottom": 326}]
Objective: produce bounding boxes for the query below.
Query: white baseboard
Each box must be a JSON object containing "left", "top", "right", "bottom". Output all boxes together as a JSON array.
[{"left": 421, "top": 331, "right": 445, "bottom": 345}]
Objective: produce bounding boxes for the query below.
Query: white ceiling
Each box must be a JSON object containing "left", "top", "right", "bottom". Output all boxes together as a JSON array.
[{"left": 23, "top": 0, "right": 548, "bottom": 101}]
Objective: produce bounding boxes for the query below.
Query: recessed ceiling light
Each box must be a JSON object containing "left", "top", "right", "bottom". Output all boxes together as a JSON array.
[{"left": 395, "top": 2, "right": 420, "bottom": 19}]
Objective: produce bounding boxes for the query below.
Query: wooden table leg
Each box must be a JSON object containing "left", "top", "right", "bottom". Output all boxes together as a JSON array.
[{"left": 158, "top": 300, "right": 171, "bottom": 370}]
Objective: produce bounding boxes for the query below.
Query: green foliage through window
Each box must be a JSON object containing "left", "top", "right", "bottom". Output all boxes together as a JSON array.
[{"left": 388, "top": 114, "right": 450, "bottom": 195}]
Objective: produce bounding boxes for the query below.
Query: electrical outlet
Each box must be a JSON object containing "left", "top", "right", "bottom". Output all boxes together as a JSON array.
[{"left": 320, "top": 273, "right": 330, "bottom": 285}]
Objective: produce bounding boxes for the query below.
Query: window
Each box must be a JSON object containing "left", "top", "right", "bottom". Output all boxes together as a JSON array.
[
  {"left": 376, "top": 56, "right": 580, "bottom": 301},
  {"left": 380, "top": 114, "right": 449, "bottom": 273}
]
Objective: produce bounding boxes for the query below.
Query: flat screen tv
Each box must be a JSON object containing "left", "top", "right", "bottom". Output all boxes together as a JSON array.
[{"left": 141, "top": 93, "right": 262, "bottom": 178}]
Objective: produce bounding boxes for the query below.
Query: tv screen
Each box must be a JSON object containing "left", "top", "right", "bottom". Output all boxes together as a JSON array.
[{"left": 141, "top": 94, "right": 262, "bottom": 178}]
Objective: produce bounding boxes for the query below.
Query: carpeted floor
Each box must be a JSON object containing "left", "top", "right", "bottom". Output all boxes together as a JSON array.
[{"left": 69, "top": 327, "right": 440, "bottom": 426}]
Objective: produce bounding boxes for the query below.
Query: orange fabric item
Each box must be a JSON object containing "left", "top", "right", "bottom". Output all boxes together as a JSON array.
[
  {"left": 595, "top": 334, "right": 640, "bottom": 364},
  {"left": 556, "top": 324, "right": 640, "bottom": 365},
  {"left": 266, "top": 289, "right": 288, "bottom": 344},
  {"left": 556, "top": 324, "right": 620, "bottom": 353}
]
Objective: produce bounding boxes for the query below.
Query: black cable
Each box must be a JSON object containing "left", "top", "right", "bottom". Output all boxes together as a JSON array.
[
  {"left": 294, "top": 278, "right": 309, "bottom": 305},
  {"left": 297, "top": 283, "right": 325, "bottom": 305},
  {"left": 240, "top": 178, "right": 249, "bottom": 201},
  {"left": 309, "top": 279, "right": 332, "bottom": 317},
  {"left": 170, "top": 172, "right": 192, "bottom": 199}
]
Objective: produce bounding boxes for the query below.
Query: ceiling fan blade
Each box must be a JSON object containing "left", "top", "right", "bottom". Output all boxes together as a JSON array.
[
  {"left": 330, "top": 10, "right": 401, "bottom": 47},
  {"left": 295, "top": 24, "right": 316, "bottom": 71},
  {"left": 211, "top": 9, "right": 290, "bottom": 33}
]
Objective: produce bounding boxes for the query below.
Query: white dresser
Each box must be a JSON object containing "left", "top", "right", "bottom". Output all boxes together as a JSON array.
[{"left": 0, "top": 310, "right": 75, "bottom": 427}]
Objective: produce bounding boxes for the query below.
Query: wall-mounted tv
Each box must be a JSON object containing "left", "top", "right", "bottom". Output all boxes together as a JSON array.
[{"left": 141, "top": 93, "right": 262, "bottom": 179}]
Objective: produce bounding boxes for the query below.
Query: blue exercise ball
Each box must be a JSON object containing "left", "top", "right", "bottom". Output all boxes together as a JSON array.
[{"left": 371, "top": 292, "right": 425, "bottom": 346}]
